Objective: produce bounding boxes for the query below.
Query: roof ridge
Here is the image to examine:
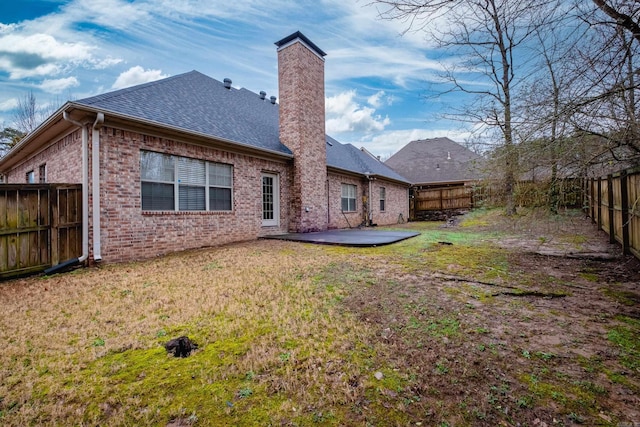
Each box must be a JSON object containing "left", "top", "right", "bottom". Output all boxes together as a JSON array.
[{"left": 76, "top": 70, "right": 201, "bottom": 104}]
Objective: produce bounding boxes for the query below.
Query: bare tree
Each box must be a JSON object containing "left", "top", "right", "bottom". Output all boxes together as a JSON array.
[
  {"left": 592, "top": 0, "right": 640, "bottom": 45},
  {"left": 13, "top": 91, "right": 43, "bottom": 135},
  {"left": 373, "top": 0, "right": 560, "bottom": 215},
  {"left": 567, "top": 1, "right": 640, "bottom": 167}
]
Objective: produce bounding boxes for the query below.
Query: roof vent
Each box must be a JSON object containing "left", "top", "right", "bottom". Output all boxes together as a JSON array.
[
  {"left": 223, "top": 78, "right": 232, "bottom": 89},
  {"left": 270, "top": 96, "right": 277, "bottom": 104},
  {"left": 259, "top": 91, "right": 266, "bottom": 100}
]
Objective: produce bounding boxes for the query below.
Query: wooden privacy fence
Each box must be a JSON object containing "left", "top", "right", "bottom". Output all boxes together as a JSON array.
[
  {"left": 589, "top": 166, "right": 640, "bottom": 260},
  {"left": 0, "top": 184, "right": 82, "bottom": 279},
  {"left": 410, "top": 186, "right": 473, "bottom": 220}
]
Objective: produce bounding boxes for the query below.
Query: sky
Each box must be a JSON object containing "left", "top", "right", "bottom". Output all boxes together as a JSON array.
[{"left": 0, "top": 0, "right": 474, "bottom": 158}]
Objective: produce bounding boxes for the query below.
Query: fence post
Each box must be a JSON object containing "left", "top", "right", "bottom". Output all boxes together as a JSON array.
[
  {"left": 590, "top": 178, "right": 595, "bottom": 222},
  {"left": 620, "top": 169, "right": 630, "bottom": 255},
  {"left": 597, "top": 178, "right": 602, "bottom": 230},
  {"left": 607, "top": 174, "right": 615, "bottom": 244},
  {"left": 50, "top": 186, "right": 59, "bottom": 266}
]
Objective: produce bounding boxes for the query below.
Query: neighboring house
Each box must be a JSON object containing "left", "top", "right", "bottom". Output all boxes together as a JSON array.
[
  {"left": 385, "top": 137, "right": 485, "bottom": 218},
  {"left": 0, "top": 32, "right": 409, "bottom": 264},
  {"left": 385, "top": 137, "right": 484, "bottom": 189}
]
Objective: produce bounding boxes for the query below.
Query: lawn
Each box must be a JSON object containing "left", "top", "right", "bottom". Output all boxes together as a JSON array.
[{"left": 1, "top": 208, "right": 639, "bottom": 426}]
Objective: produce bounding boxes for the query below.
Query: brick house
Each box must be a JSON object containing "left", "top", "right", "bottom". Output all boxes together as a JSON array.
[{"left": 0, "top": 32, "right": 409, "bottom": 264}]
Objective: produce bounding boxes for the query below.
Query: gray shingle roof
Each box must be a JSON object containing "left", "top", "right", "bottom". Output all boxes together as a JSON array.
[
  {"left": 74, "top": 71, "right": 291, "bottom": 155},
  {"left": 385, "top": 137, "right": 485, "bottom": 185},
  {"left": 74, "top": 71, "right": 409, "bottom": 183},
  {"left": 326, "top": 136, "right": 409, "bottom": 183}
]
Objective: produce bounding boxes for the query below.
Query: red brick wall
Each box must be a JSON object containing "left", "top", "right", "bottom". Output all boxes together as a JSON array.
[
  {"left": 278, "top": 38, "right": 328, "bottom": 232},
  {"left": 327, "top": 172, "right": 363, "bottom": 229},
  {"left": 97, "top": 127, "right": 292, "bottom": 263},
  {"left": 327, "top": 171, "right": 409, "bottom": 229},
  {"left": 372, "top": 180, "right": 409, "bottom": 225},
  {"left": 3, "top": 130, "right": 82, "bottom": 184}
]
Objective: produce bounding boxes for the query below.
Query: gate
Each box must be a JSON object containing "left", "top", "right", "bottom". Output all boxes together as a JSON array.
[{"left": 0, "top": 184, "right": 82, "bottom": 279}]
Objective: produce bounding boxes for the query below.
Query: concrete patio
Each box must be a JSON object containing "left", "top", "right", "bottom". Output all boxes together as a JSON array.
[{"left": 262, "top": 229, "right": 420, "bottom": 247}]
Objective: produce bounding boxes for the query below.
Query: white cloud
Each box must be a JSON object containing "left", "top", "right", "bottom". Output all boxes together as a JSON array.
[
  {"left": 0, "top": 31, "right": 95, "bottom": 79},
  {"left": 0, "top": 98, "right": 19, "bottom": 111},
  {"left": 90, "top": 57, "right": 124, "bottom": 69},
  {"left": 39, "top": 77, "right": 79, "bottom": 93},
  {"left": 62, "top": 0, "right": 150, "bottom": 30},
  {"left": 327, "top": 45, "right": 445, "bottom": 89},
  {"left": 111, "top": 66, "right": 169, "bottom": 90},
  {"left": 367, "top": 90, "right": 391, "bottom": 108},
  {"left": 326, "top": 90, "right": 391, "bottom": 134}
]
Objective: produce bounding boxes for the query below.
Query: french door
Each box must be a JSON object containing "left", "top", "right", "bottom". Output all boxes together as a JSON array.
[{"left": 262, "top": 173, "right": 279, "bottom": 226}]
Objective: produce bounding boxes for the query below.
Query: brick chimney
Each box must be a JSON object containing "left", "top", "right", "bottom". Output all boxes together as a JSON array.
[{"left": 275, "top": 31, "right": 328, "bottom": 233}]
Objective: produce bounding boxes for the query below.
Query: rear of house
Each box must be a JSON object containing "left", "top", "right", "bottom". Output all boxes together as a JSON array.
[{"left": 0, "top": 32, "right": 409, "bottom": 265}]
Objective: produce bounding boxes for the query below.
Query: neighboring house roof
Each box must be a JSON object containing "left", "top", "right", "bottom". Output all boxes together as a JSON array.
[
  {"left": 326, "top": 136, "right": 409, "bottom": 184},
  {"left": 385, "top": 137, "right": 484, "bottom": 185}
]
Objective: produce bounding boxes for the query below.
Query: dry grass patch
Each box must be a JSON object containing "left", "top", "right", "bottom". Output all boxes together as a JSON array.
[
  {"left": 2, "top": 208, "right": 640, "bottom": 426},
  {"left": 0, "top": 241, "right": 384, "bottom": 426}
]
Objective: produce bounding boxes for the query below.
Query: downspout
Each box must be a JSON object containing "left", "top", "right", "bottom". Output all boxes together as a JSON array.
[
  {"left": 326, "top": 179, "right": 330, "bottom": 227},
  {"left": 54, "top": 112, "right": 89, "bottom": 266},
  {"left": 92, "top": 113, "right": 105, "bottom": 261},
  {"left": 365, "top": 173, "right": 373, "bottom": 226},
  {"left": 368, "top": 176, "right": 373, "bottom": 225}
]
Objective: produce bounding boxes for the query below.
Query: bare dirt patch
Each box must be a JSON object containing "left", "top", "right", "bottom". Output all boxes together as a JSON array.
[{"left": 334, "top": 209, "right": 640, "bottom": 425}]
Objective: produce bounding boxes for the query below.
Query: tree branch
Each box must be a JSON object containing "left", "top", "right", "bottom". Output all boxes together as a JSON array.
[{"left": 592, "top": 0, "right": 640, "bottom": 45}]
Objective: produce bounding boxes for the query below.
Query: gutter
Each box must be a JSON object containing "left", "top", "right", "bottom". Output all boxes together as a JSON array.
[
  {"left": 66, "top": 102, "right": 294, "bottom": 160},
  {"left": 92, "top": 113, "right": 104, "bottom": 261}
]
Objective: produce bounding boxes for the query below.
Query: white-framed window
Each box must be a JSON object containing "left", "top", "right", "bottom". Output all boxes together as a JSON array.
[
  {"left": 26, "top": 170, "right": 35, "bottom": 183},
  {"left": 341, "top": 183, "right": 357, "bottom": 212},
  {"left": 262, "top": 173, "right": 280, "bottom": 226},
  {"left": 380, "top": 187, "right": 386, "bottom": 212},
  {"left": 140, "top": 150, "right": 232, "bottom": 211}
]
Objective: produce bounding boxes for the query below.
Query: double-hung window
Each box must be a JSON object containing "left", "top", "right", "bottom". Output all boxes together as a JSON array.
[
  {"left": 141, "top": 150, "right": 233, "bottom": 211},
  {"left": 380, "top": 187, "right": 386, "bottom": 212},
  {"left": 341, "top": 184, "right": 357, "bottom": 212},
  {"left": 209, "top": 163, "right": 233, "bottom": 210}
]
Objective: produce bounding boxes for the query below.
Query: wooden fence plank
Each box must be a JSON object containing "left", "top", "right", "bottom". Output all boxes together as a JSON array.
[
  {"left": 629, "top": 173, "right": 639, "bottom": 259},
  {"left": 1, "top": 184, "right": 82, "bottom": 279},
  {"left": 0, "top": 189, "right": 6, "bottom": 229},
  {"left": 620, "top": 170, "right": 630, "bottom": 255},
  {"left": 597, "top": 179, "right": 603, "bottom": 230},
  {"left": 589, "top": 167, "right": 640, "bottom": 261}
]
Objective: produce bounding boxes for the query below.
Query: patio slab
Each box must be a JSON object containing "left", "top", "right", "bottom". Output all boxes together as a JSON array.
[{"left": 262, "top": 229, "right": 420, "bottom": 247}]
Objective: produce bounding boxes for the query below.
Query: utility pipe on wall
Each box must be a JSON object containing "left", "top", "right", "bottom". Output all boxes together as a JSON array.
[
  {"left": 92, "top": 112, "right": 104, "bottom": 261},
  {"left": 365, "top": 173, "right": 373, "bottom": 226}
]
